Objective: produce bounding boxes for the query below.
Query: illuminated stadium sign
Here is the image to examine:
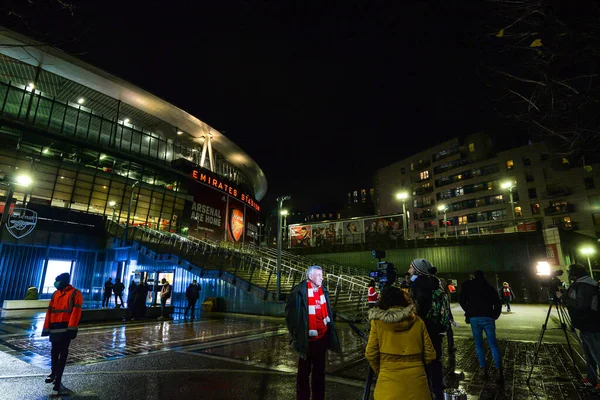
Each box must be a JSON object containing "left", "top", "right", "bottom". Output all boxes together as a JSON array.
[{"left": 191, "top": 170, "right": 260, "bottom": 212}]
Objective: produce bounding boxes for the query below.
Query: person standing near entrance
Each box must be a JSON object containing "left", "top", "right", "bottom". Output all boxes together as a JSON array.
[
  {"left": 184, "top": 280, "right": 202, "bottom": 319},
  {"left": 102, "top": 277, "right": 113, "bottom": 308},
  {"left": 459, "top": 270, "right": 503, "bottom": 382},
  {"left": 131, "top": 280, "right": 149, "bottom": 320},
  {"left": 113, "top": 278, "right": 125, "bottom": 308},
  {"left": 127, "top": 280, "right": 137, "bottom": 309},
  {"left": 286, "top": 265, "right": 341, "bottom": 400},
  {"left": 158, "top": 278, "right": 172, "bottom": 320},
  {"left": 501, "top": 282, "right": 515, "bottom": 312},
  {"left": 42, "top": 273, "right": 83, "bottom": 396}
]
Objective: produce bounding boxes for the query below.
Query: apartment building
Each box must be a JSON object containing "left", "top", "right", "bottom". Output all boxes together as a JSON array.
[{"left": 375, "top": 133, "right": 600, "bottom": 239}]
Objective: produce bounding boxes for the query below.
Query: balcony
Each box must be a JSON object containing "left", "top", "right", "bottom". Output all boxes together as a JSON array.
[
  {"left": 433, "top": 158, "right": 471, "bottom": 175},
  {"left": 414, "top": 186, "right": 434, "bottom": 196},
  {"left": 544, "top": 203, "right": 575, "bottom": 215},
  {"left": 414, "top": 160, "right": 431, "bottom": 171},
  {"left": 415, "top": 212, "right": 436, "bottom": 221},
  {"left": 546, "top": 186, "right": 572, "bottom": 198}
]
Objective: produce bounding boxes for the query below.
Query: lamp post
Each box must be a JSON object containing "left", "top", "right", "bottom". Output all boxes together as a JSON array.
[
  {"left": 123, "top": 180, "right": 140, "bottom": 244},
  {"left": 501, "top": 180, "right": 517, "bottom": 232},
  {"left": 0, "top": 174, "right": 33, "bottom": 229},
  {"left": 276, "top": 195, "right": 291, "bottom": 300},
  {"left": 396, "top": 191, "right": 409, "bottom": 241},
  {"left": 257, "top": 222, "right": 262, "bottom": 245},
  {"left": 281, "top": 209, "right": 289, "bottom": 246},
  {"left": 437, "top": 204, "right": 448, "bottom": 238},
  {"left": 581, "top": 246, "right": 596, "bottom": 278}
]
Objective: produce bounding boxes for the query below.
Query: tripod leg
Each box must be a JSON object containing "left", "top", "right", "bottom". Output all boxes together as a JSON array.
[
  {"left": 556, "top": 303, "right": 583, "bottom": 381},
  {"left": 527, "top": 302, "right": 554, "bottom": 384}
]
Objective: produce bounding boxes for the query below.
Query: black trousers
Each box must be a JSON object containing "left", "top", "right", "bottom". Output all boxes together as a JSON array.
[
  {"left": 114, "top": 293, "right": 124, "bottom": 307},
  {"left": 426, "top": 331, "right": 445, "bottom": 400},
  {"left": 185, "top": 298, "right": 198, "bottom": 316},
  {"left": 102, "top": 294, "right": 111, "bottom": 307},
  {"left": 51, "top": 336, "right": 71, "bottom": 388},
  {"left": 297, "top": 334, "right": 328, "bottom": 400}
]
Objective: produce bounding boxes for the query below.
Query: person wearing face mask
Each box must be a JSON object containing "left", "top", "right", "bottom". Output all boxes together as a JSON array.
[
  {"left": 41, "top": 273, "right": 83, "bottom": 396},
  {"left": 286, "top": 265, "right": 341, "bottom": 400}
]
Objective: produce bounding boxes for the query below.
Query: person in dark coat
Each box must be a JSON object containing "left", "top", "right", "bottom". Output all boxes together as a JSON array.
[
  {"left": 459, "top": 270, "right": 503, "bottom": 382},
  {"left": 24, "top": 285, "right": 39, "bottom": 300},
  {"left": 113, "top": 278, "right": 125, "bottom": 308},
  {"left": 127, "top": 280, "right": 137, "bottom": 309},
  {"left": 184, "top": 280, "right": 202, "bottom": 319},
  {"left": 408, "top": 259, "right": 445, "bottom": 400},
  {"left": 286, "top": 265, "right": 341, "bottom": 400},
  {"left": 131, "top": 280, "right": 149, "bottom": 320},
  {"left": 102, "top": 278, "right": 113, "bottom": 308}
]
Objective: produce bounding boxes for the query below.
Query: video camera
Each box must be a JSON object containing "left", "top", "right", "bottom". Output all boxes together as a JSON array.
[
  {"left": 369, "top": 250, "right": 397, "bottom": 288},
  {"left": 539, "top": 269, "right": 565, "bottom": 300}
]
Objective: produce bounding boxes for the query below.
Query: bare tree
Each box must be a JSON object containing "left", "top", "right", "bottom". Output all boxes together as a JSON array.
[{"left": 481, "top": 0, "right": 600, "bottom": 167}]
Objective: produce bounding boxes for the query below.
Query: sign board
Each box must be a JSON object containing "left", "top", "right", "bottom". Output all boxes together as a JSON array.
[{"left": 6, "top": 208, "right": 37, "bottom": 239}]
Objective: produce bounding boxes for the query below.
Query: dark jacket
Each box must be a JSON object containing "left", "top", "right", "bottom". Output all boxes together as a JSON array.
[
  {"left": 114, "top": 282, "right": 125, "bottom": 295},
  {"left": 564, "top": 276, "right": 600, "bottom": 332},
  {"left": 409, "top": 275, "right": 440, "bottom": 320},
  {"left": 128, "top": 282, "right": 137, "bottom": 304},
  {"left": 459, "top": 277, "right": 502, "bottom": 320},
  {"left": 186, "top": 283, "right": 201, "bottom": 300},
  {"left": 103, "top": 280, "right": 113, "bottom": 296},
  {"left": 286, "top": 280, "right": 341, "bottom": 359},
  {"left": 134, "top": 283, "right": 149, "bottom": 306},
  {"left": 24, "top": 286, "right": 39, "bottom": 300}
]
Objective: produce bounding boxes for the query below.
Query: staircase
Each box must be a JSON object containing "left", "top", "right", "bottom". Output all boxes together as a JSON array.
[{"left": 106, "top": 221, "right": 371, "bottom": 321}]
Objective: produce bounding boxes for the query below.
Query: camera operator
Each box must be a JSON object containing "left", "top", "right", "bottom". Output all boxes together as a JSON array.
[{"left": 556, "top": 264, "right": 600, "bottom": 390}]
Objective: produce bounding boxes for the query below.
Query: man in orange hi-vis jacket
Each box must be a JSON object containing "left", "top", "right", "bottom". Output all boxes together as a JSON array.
[{"left": 42, "top": 272, "right": 83, "bottom": 396}]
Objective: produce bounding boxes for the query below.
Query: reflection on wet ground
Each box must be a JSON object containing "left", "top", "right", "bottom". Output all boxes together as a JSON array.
[{"left": 0, "top": 311, "right": 596, "bottom": 399}]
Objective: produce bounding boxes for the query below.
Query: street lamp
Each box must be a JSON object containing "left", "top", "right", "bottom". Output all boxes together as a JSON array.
[
  {"left": 0, "top": 174, "right": 33, "bottom": 229},
  {"left": 501, "top": 180, "right": 517, "bottom": 231},
  {"left": 581, "top": 246, "right": 596, "bottom": 278},
  {"left": 257, "top": 222, "right": 262, "bottom": 245},
  {"left": 437, "top": 204, "right": 448, "bottom": 237},
  {"left": 396, "top": 191, "right": 409, "bottom": 241},
  {"left": 276, "top": 196, "right": 291, "bottom": 300}
]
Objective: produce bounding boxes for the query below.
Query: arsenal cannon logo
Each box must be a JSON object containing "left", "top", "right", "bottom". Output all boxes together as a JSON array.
[
  {"left": 229, "top": 209, "right": 244, "bottom": 242},
  {"left": 6, "top": 208, "right": 38, "bottom": 239}
]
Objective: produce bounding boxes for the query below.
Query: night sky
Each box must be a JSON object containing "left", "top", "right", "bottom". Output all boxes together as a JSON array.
[{"left": 2, "top": 1, "right": 496, "bottom": 214}]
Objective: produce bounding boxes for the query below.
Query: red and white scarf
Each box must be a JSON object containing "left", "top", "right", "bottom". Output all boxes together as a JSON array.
[{"left": 307, "top": 280, "right": 330, "bottom": 337}]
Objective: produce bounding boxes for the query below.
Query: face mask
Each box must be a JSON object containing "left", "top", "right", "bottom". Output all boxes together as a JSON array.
[
  {"left": 54, "top": 281, "right": 64, "bottom": 290},
  {"left": 410, "top": 275, "right": 419, "bottom": 282}
]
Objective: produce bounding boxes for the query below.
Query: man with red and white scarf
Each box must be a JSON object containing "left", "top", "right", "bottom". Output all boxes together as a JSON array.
[{"left": 286, "top": 265, "right": 341, "bottom": 400}]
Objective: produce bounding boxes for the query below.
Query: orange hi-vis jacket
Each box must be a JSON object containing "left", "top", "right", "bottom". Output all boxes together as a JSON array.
[{"left": 42, "top": 285, "right": 83, "bottom": 341}]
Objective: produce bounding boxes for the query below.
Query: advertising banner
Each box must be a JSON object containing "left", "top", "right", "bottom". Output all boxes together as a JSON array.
[
  {"left": 312, "top": 222, "right": 342, "bottom": 247},
  {"left": 187, "top": 182, "right": 227, "bottom": 241},
  {"left": 226, "top": 197, "right": 246, "bottom": 242},
  {"left": 290, "top": 225, "right": 311, "bottom": 248},
  {"left": 342, "top": 220, "right": 364, "bottom": 244},
  {"left": 364, "top": 216, "right": 403, "bottom": 243},
  {"left": 245, "top": 207, "right": 259, "bottom": 244}
]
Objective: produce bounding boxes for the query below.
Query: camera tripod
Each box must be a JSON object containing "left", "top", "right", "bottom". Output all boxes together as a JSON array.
[
  {"left": 347, "top": 321, "right": 374, "bottom": 400},
  {"left": 526, "top": 296, "right": 580, "bottom": 384}
]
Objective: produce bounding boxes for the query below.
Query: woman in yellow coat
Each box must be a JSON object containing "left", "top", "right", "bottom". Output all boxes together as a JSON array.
[{"left": 365, "top": 286, "right": 436, "bottom": 400}]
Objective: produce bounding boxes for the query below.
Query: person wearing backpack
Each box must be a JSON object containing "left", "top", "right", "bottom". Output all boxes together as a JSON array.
[
  {"left": 459, "top": 270, "right": 503, "bottom": 383},
  {"left": 556, "top": 264, "right": 600, "bottom": 391},
  {"left": 408, "top": 258, "right": 448, "bottom": 400}
]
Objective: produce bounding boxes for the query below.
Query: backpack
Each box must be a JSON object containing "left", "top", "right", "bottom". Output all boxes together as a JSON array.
[{"left": 426, "top": 285, "right": 452, "bottom": 332}]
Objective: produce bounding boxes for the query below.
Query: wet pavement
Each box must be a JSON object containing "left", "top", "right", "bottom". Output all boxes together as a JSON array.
[{"left": 0, "top": 304, "right": 596, "bottom": 399}]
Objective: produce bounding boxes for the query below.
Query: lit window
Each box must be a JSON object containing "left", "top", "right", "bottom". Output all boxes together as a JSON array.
[
  {"left": 506, "top": 160, "right": 514, "bottom": 170},
  {"left": 563, "top": 216, "right": 572, "bottom": 229},
  {"left": 42, "top": 260, "right": 74, "bottom": 294},
  {"left": 458, "top": 216, "right": 468, "bottom": 225},
  {"left": 515, "top": 206, "right": 522, "bottom": 217},
  {"left": 468, "top": 143, "right": 475, "bottom": 152},
  {"left": 456, "top": 174, "right": 462, "bottom": 180},
  {"left": 420, "top": 170, "right": 429, "bottom": 180},
  {"left": 410, "top": 163, "right": 414, "bottom": 171},
  {"left": 531, "top": 203, "right": 540, "bottom": 215}
]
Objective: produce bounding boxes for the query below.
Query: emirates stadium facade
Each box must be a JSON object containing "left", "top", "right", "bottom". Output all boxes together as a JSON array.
[{"left": 0, "top": 29, "right": 266, "bottom": 304}]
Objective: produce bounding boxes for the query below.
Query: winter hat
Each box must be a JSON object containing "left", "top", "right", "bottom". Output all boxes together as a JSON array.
[
  {"left": 568, "top": 264, "right": 587, "bottom": 279},
  {"left": 411, "top": 259, "right": 433, "bottom": 276},
  {"left": 56, "top": 273, "right": 70, "bottom": 284}
]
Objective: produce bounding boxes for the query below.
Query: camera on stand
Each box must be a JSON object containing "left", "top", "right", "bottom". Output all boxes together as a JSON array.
[
  {"left": 369, "top": 250, "right": 397, "bottom": 289},
  {"left": 538, "top": 266, "right": 565, "bottom": 302}
]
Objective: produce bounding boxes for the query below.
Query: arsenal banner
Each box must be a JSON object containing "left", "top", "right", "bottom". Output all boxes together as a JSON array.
[{"left": 226, "top": 197, "right": 245, "bottom": 242}]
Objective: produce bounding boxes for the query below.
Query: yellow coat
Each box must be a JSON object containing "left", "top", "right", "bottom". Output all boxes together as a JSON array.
[{"left": 365, "top": 304, "right": 436, "bottom": 400}]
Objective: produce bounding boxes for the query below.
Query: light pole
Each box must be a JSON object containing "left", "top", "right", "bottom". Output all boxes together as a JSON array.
[
  {"left": 123, "top": 180, "right": 140, "bottom": 244},
  {"left": 0, "top": 174, "right": 33, "bottom": 229},
  {"left": 437, "top": 204, "right": 448, "bottom": 238},
  {"left": 257, "top": 222, "right": 262, "bottom": 245},
  {"left": 276, "top": 195, "right": 291, "bottom": 300},
  {"left": 581, "top": 246, "right": 596, "bottom": 278},
  {"left": 501, "top": 180, "right": 517, "bottom": 232},
  {"left": 396, "top": 191, "right": 409, "bottom": 241},
  {"left": 281, "top": 209, "right": 289, "bottom": 246}
]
